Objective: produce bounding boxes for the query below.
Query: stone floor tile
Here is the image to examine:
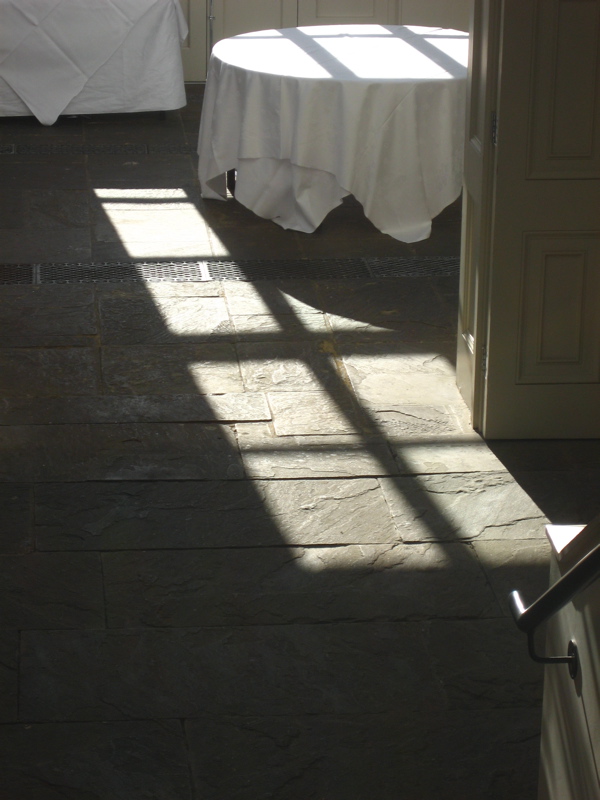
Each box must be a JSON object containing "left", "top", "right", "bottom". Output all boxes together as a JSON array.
[
  {"left": 20, "top": 622, "right": 443, "bottom": 720},
  {"left": 472, "top": 539, "right": 551, "bottom": 616},
  {"left": 390, "top": 436, "right": 511, "bottom": 474},
  {"left": 259, "top": 477, "right": 399, "bottom": 545},
  {"left": 429, "top": 274, "right": 460, "bottom": 302},
  {"left": 326, "top": 311, "right": 456, "bottom": 343},
  {"left": 349, "top": 369, "right": 463, "bottom": 407},
  {"left": 86, "top": 155, "right": 196, "bottom": 187},
  {"left": 510, "top": 469, "right": 600, "bottom": 525},
  {"left": 0, "top": 393, "right": 270, "bottom": 425},
  {"left": 316, "top": 277, "right": 455, "bottom": 326},
  {"left": 0, "top": 227, "right": 92, "bottom": 263},
  {"left": 222, "top": 280, "right": 322, "bottom": 316},
  {"left": 89, "top": 186, "right": 205, "bottom": 216},
  {"left": 34, "top": 480, "right": 279, "bottom": 550},
  {"left": 1, "top": 159, "right": 88, "bottom": 192},
  {"left": 0, "top": 720, "right": 193, "bottom": 799},
  {"left": 267, "top": 390, "right": 367, "bottom": 435},
  {"left": 104, "top": 281, "right": 221, "bottom": 298},
  {"left": 0, "top": 189, "right": 25, "bottom": 229},
  {"left": 98, "top": 294, "right": 233, "bottom": 344},
  {"left": 0, "top": 286, "right": 96, "bottom": 346},
  {"left": 27, "top": 189, "right": 90, "bottom": 230},
  {"left": 101, "top": 344, "right": 243, "bottom": 395},
  {"left": 102, "top": 541, "right": 498, "bottom": 628},
  {"left": 0, "top": 348, "right": 98, "bottom": 396},
  {"left": 340, "top": 339, "right": 457, "bottom": 375},
  {"left": 33, "top": 478, "right": 396, "bottom": 551},
  {"left": 201, "top": 203, "right": 306, "bottom": 260},
  {"left": 0, "top": 484, "right": 32, "bottom": 554},
  {"left": 230, "top": 309, "right": 329, "bottom": 341},
  {"left": 380, "top": 472, "right": 547, "bottom": 542},
  {"left": 236, "top": 423, "right": 398, "bottom": 478},
  {"left": 84, "top": 110, "right": 185, "bottom": 142},
  {"left": 487, "top": 438, "right": 600, "bottom": 472},
  {"left": 366, "top": 403, "right": 472, "bottom": 439},
  {"left": 0, "top": 423, "right": 243, "bottom": 481},
  {"left": 0, "top": 633, "right": 18, "bottom": 723},
  {"left": 186, "top": 708, "right": 539, "bottom": 800},
  {"left": 93, "top": 207, "right": 214, "bottom": 259},
  {"left": 0, "top": 553, "right": 104, "bottom": 629},
  {"left": 425, "top": 618, "right": 544, "bottom": 709},
  {"left": 236, "top": 341, "right": 343, "bottom": 393}
]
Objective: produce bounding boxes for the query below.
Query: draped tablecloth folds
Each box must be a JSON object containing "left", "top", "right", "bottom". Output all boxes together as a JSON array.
[
  {"left": 0, "top": 0, "right": 188, "bottom": 124},
  {"left": 198, "top": 25, "right": 469, "bottom": 243}
]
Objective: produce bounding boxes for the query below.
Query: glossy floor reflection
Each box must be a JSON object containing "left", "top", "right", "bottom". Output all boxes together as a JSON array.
[{"left": 0, "top": 86, "right": 598, "bottom": 799}]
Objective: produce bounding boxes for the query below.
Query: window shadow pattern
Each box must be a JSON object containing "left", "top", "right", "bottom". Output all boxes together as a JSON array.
[{"left": 0, "top": 94, "right": 592, "bottom": 799}]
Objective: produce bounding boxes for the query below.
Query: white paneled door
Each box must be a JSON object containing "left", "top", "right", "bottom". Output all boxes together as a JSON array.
[
  {"left": 458, "top": 0, "right": 600, "bottom": 438},
  {"left": 211, "top": 0, "right": 297, "bottom": 46},
  {"left": 179, "top": 0, "right": 208, "bottom": 80},
  {"left": 398, "top": 0, "right": 471, "bottom": 30},
  {"left": 297, "top": 0, "right": 393, "bottom": 25}
]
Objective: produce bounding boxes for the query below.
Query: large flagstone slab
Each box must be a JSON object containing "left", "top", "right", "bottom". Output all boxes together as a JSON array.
[
  {"left": 0, "top": 721, "right": 192, "bottom": 799},
  {"left": 267, "top": 390, "right": 366, "bottom": 435},
  {"left": 380, "top": 472, "right": 547, "bottom": 542},
  {"left": 0, "top": 484, "right": 32, "bottom": 554},
  {"left": 102, "top": 542, "right": 499, "bottom": 627},
  {"left": 390, "top": 436, "right": 509, "bottom": 474},
  {"left": 0, "top": 285, "right": 96, "bottom": 346},
  {"left": 231, "top": 309, "right": 329, "bottom": 341},
  {"left": 101, "top": 343, "right": 243, "bottom": 395},
  {"left": 99, "top": 294, "right": 233, "bottom": 344},
  {"left": 0, "top": 393, "right": 270, "bottom": 425},
  {"left": 0, "top": 632, "right": 18, "bottom": 723},
  {"left": 186, "top": 708, "right": 540, "bottom": 800},
  {"left": 0, "top": 347, "right": 98, "bottom": 396},
  {"left": 0, "top": 552, "right": 104, "bottom": 629},
  {"left": 0, "top": 423, "right": 243, "bottom": 481},
  {"left": 366, "top": 403, "right": 472, "bottom": 439},
  {"left": 425, "top": 618, "right": 544, "bottom": 709},
  {"left": 222, "top": 280, "right": 323, "bottom": 316},
  {"left": 33, "top": 478, "right": 396, "bottom": 550},
  {"left": 472, "top": 539, "right": 551, "bottom": 616},
  {"left": 236, "top": 423, "right": 398, "bottom": 478},
  {"left": 20, "top": 622, "right": 443, "bottom": 720},
  {"left": 236, "top": 341, "right": 343, "bottom": 393}
]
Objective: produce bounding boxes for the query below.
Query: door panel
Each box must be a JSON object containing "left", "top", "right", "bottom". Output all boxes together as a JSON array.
[
  {"left": 212, "top": 0, "right": 297, "bottom": 45},
  {"left": 398, "top": 0, "right": 472, "bottom": 31},
  {"left": 180, "top": 0, "right": 208, "bottom": 81},
  {"left": 481, "top": 0, "right": 600, "bottom": 437},
  {"left": 298, "top": 0, "right": 393, "bottom": 25},
  {"left": 456, "top": 0, "right": 500, "bottom": 426}
]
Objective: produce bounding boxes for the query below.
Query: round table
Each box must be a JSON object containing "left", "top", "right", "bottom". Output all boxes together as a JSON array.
[{"left": 197, "top": 24, "right": 469, "bottom": 243}]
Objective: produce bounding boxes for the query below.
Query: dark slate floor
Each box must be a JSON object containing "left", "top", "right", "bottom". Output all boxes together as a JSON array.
[{"left": 0, "top": 84, "right": 599, "bottom": 799}]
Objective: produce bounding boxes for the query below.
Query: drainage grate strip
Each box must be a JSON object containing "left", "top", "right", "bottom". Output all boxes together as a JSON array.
[
  {"left": 2, "top": 143, "right": 196, "bottom": 156},
  {"left": 366, "top": 256, "right": 460, "bottom": 277},
  {"left": 0, "top": 257, "right": 459, "bottom": 285}
]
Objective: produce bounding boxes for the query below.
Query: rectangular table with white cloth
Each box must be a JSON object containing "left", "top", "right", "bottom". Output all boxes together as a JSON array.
[
  {"left": 198, "top": 25, "right": 469, "bottom": 244},
  {"left": 0, "top": 0, "right": 188, "bottom": 126}
]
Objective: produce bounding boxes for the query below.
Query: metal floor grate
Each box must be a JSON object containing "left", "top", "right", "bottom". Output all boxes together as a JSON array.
[
  {"left": 1, "top": 143, "right": 195, "bottom": 156},
  {"left": 0, "top": 257, "right": 459, "bottom": 285}
]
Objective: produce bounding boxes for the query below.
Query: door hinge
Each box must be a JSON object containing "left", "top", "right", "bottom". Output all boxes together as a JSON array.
[
  {"left": 491, "top": 113, "right": 498, "bottom": 146},
  {"left": 481, "top": 345, "right": 488, "bottom": 378}
]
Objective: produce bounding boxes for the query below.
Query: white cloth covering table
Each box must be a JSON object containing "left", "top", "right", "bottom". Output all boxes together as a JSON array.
[
  {"left": 198, "top": 24, "right": 469, "bottom": 243},
  {"left": 0, "top": 0, "right": 188, "bottom": 125}
]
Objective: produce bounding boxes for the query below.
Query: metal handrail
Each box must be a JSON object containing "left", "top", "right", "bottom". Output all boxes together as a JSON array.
[{"left": 508, "top": 541, "right": 600, "bottom": 679}]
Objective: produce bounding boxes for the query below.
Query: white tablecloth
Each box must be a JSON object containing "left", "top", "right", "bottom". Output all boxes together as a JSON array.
[
  {"left": 0, "top": 0, "right": 188, "bottom": 125},
  {"left": 198, "top": 25, "right": 469, "bottom": 243}
]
